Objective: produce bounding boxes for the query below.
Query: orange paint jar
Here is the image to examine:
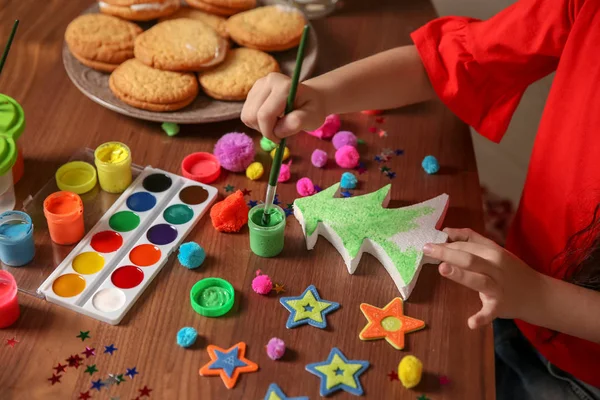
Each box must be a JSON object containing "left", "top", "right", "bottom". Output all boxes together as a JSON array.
[{"left": 43, "top": 191, "right": 84, "bottom": 245}]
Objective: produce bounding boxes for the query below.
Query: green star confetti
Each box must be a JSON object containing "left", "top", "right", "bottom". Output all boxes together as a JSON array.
[
  {"left": 76, "top": 331, "right": 91, "bottom": 341},
  {"left": 161, "top": 122, "right": 180, "bottom": 137},
  {"left": 84, "top": 364, "right": 98, "bottom": 376}
]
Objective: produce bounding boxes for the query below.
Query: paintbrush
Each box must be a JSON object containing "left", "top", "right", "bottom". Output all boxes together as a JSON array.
[
  {"left": 0, "top": 20, "right": 19, "bottom": 77},
  {"left": 262, "top": 25, "right": 310, "bottom": 225}
]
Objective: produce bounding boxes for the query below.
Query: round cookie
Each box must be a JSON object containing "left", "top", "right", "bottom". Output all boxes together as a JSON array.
[
  {"left": 65, "top": 14, "right": 142, "bottom": 71},
  {"left": 199, "top": 48, "right": 279, "bottom": 101},
  {"left": 99, "top": 0, "right": 180, "bottom": 21},
  {"left": 109, "top": 59, "right": 199, "bottom": 111},
  {"left": 200, "top": 0, "right": 255, "bottom": 11},
  {"left": 134, "top": 19, "right": 228, "bottom": 71},
  {"left": 186, "top": 0, "right": 244, "bottom": 17},
  {"left": 227, "top": 5, "right": 306, "bottom": 52},
  {"left": 158, "top": 7, "right": 228, "bottom": 38}
]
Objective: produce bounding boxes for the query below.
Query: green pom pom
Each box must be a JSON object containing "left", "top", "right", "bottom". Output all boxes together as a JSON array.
[
  {"left": 260, "top": 137, "right": 277, "bottom": 152},
  {"left": 162, "top": 122, "right": 180, "bottom": 137}
]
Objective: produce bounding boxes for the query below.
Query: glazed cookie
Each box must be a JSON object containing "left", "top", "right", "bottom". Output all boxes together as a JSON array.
[
  {"left": 227, "top": 5, "right": 306, "bottom": 52},
  {"left": 99, "top": 0, "right": 180, "bottom": 22},
  {"left": 109, "top": 59, "right": 199, "bottom": 111},
  {"left": 134, "top": 19, "right": 228, "bottom": 71},
  {"left": 65, "top": 14, "right": 142, "bottom": 72},
  {"left": 186, "top": 0, "right": 244, "bottom": 17},
  {"left": 158, "top": 7, "right": 229, "bottom": 38},
  {"left": 199, "top": 48, "right": 279, "bottom": 101}
]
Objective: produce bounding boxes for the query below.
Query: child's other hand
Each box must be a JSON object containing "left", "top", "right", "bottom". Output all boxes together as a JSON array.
[
  {"left": 241, "top": 72, "right": 326, "bottom": 142},
  {"left": 423, "top": 228, "right": 543, "bottom": 330}
]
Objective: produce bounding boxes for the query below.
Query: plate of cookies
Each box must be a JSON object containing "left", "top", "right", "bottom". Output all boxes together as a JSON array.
[{"left": 63, "top": 0, "right": 318, "bottom": 123}]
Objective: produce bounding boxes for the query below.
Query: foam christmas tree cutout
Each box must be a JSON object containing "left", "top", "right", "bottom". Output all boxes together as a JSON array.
[{"left": 293, "top": 183, "right": 449, "bottom": 299}]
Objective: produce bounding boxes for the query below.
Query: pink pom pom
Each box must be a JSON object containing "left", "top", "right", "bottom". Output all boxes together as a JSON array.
[
  {"left": 278, "top": 161, "right": 291, "bottom": 183},
  {"left": 332, "top": 131, "right": 357, "bottom": 150},
  {"left": 266, "top": 337, "right": 286, "bottom": 360},
  {"left": 252, "top": 270, "right": 273, "bottom": 295},
  {"left": 296, "top": 177, "right": 315, "bottom": 197},
  {"left": 306, "top": 114, "right": 340, "bottom": 140},
  {"left": 214, "top": 132, "right": 255, "bottom": 172},
  {"left": 335, "top": 145, "right": 360, "bottom": 169},
  {"left": 311, "top": 149, "right": 328, "bottom": 168}
]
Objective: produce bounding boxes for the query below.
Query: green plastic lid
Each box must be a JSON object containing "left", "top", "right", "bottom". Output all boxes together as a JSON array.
[
  {"left": 0, "top": 94, "right": 25, "bottom": 140},
  {"left": 190, "top": 278, "right": 235, "bottom": 317}
]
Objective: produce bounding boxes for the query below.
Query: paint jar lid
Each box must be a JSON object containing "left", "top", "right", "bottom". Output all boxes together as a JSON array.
[
  {"left": 181, "top": 152, "right": 221, "bottom": 184},
  {"left": 55, "top": 161, "right": 97, "bottom": 194},
  {"left": 190, "top": 277, "right": 234, "bottom": 317},
  {"left": 0, "top": 137, "right": 17, "bottom": 175},
  {"left": 0, "top": 94, "right": 25, "bottom": 140}
]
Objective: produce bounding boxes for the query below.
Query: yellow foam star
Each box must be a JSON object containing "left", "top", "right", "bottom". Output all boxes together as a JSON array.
[
  {"left": 315, "top": 354, "right": 364, "bottom": 390},
  {"left": 287, "top": 290, "right": 332, "bottom": 323}
]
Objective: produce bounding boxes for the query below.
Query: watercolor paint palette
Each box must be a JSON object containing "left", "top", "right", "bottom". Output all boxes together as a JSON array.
[{"left": 37, "top": 166, "right": 217, "bottom": 324}]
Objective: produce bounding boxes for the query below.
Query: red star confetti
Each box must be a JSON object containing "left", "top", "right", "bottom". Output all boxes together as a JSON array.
[
  {"left": 82, "top": 347, "right": 96, "bottom": 358},
  {"left": 378, "top": 129, "right": 388, "bottom": 138},
  {"left": 48, "top": 374, "right": 62, "bottom": 385},
  {"left": 5, "top": 337, "right": 19, "bottom": 347},
  {"left": 139, "top": 385, "right": 152, "bottom": 397},
  {"left": 368, "top": 126, "right": 377, "bottom": 133},
  {"left": 242, "top": 189, "right": 252, "bottom": 196},
  {"left": 387, "top": 371, "right": 399, "bottom": 381},
  {"left": 375, "top": 117, "right": 385, "bottom": 124},
  {"left": 439, "top": 375, "right": 451, "bottom": 385},
  {"left": 79, "top": 391, "right": 92, "bottom": 400},
  {"left": 66, "top": 354, "right": 84, "bottom": 368},
  {"left": 54, "top": 363, "right": 67, "bottom": 374}
]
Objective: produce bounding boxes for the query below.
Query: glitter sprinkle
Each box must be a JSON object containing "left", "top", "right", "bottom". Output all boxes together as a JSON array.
[
  {"left": 341, "top": 191, "right": 352, "bottom": 198},
  {"left": 242, "top": 189, "right": 252, "bottom": 196},
  {"left": 48, "top": 374, "right": 62, "bottom": 385},
  {"left": 84, "top": 364, "right": 98, "bottom": 376},
  {"left": 247, "top": 200, "right": 258, "bottom": 208},
  {"left": 224, "top": 184, "right": 235, "bottom": 193},
  {"left": 104, "top": 344, "right": 117, "bottom": 355},
  {"left": 439, "top": 375, "right": 451, "bottom": 385},
  {"left": 76, "top": 331, "right": 91, "bottom": 341},
  {"left": 54, "top": 363, "right": 67, "bottom": 374},
  {"left": 91, "top": 379, "right": 105, "bottom": 391},
  {"left": 78, "top": 391, "right": 92, "bottom": 400},
  {"left": 126, "top": 367, "right": 139, "bottom": 379},
  {"left": 139, "top": 385, "right": 153, "bottom": 397},
  {"left": 5, "top": 337, "right": 18, "bottom": 347},
  {"left": 272, "top": 283, "right": 285, "bottom": 294},
  {"left": 82, "top": 347, "right": 96, "bottom": 358},
  {"left": 387, "top": 371, "right": 399, "bottom": 381}
]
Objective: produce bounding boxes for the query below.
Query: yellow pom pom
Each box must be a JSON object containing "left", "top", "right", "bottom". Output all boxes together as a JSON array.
[
  {"left": 246, "top": 162, "right": 264, "bottom": 181},
  {"left": 270, "top": 146, "right": 290, "bottom": 162},
  {"left": 398, "top": 355, "right": 423, "bottom": 389}
]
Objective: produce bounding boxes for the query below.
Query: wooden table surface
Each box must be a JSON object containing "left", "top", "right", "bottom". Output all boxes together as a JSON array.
[{"left": 0, "top": 1, "right": 494, "bottom": 399}]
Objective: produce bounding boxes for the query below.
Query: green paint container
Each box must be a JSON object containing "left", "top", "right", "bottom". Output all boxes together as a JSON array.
[
  {"left": 190, "top": 278, "right": 234, "bottom": 317},
  {"left": 248, "top": 204, "right": 286, "bottom": 258}
]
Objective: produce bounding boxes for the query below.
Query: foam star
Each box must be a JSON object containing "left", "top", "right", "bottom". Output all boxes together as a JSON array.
[
  {"left": 280, "top": 285, "right": 340, "bottom": 329},
  {"left": 5, "top": 337, "right": 18, "bottom": 347},
  {"left": 199, "top": 342, "right": 258, "bottom": 389},
  {"left": 91, "top": 379, "right": 105, "bottom": 391},
  {"left": 139, "top": 385, "right": 152, "bottom": 397},
  {"left": 78, "top": 391, "right": 92, "bottom": 400},
  {"left": 84, "top": 364, "right": 98, "bottom": 376},
  {"left": 305, "top": 347, "right": 369, "bottom": 396},
  {"left": 126, "top": 367, "right": 139, "bottom": 379},
  {"left": 224, "top": 184, "right": 235, "bottom": 193},
  {"left": 76, "top": 331, "right": 91, "bottom": 341},
  {"left": 48, "top": 374, "right": 62, "bottom": 385},
  {"left": 54, "top": 363, "right": 67, "bottom": 374},
  {"left": 104, "top": 344, "right": 117, "bottom": 355},
  {"left": 272, "top": 283, "right": 285, "bottom": 294},
  {"left": 82, "top": 346, "right": 96, "bottom": 358},
  {"left": 388, "top": 370, "right": 399, "bottom": 381},
  {"left": 264, "top": 383, "right": 308, "bottom": 400},
  {"left": 359, "top": 297, "right": 425, "bottom": 350}
]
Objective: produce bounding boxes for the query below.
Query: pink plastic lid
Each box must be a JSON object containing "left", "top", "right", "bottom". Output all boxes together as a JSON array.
[{"left": 181, "top": 152, "right": 221, "bottom": 184}]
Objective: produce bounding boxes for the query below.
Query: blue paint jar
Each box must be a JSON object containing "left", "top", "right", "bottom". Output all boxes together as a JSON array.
[{"left": 0, "top": 211, "right": 34, "bottom": 266}]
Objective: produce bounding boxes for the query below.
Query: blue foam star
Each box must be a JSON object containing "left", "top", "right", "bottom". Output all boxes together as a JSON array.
[
  {"left": 104, "top": 344, "right": 117, "bottom": 355},
  {"left": 305, "top": 347, "right": 370, "bottom": 397},
  {"left": 284, "top": 208, "right": 294, "bottom": 217},
  {"left": 125, "top": 367, "right": 138, "bottom": 379},
  {"left": 248, "top": 200, "right": 258, "bottom": 208},
  {"left": 280, "top": 285, "right": 340, "bottom": 329},
  {"left": 341, "top": 191, "right": 352, "bottom": 198},
  {"left": 91, "top": 379, "right": 105, "bottom": 391},
  {"left": 208, "top": 346, "right": 248, "bottom": 378},
  {"left": 264, "top": 383, "right": 309, "bottom": 400}
]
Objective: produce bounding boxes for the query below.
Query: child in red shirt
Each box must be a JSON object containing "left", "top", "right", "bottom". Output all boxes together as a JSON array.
[{"left": 242, "top": 0, "right": 600, "bottom": 398}]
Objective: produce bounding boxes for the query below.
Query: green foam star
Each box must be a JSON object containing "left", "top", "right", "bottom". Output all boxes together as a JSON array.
[
  {"left": 76, "top": 331, "right": 91, "bottom": 341},
  {"left": 84, "top": 364, "right": 98, "bottom": 376}
]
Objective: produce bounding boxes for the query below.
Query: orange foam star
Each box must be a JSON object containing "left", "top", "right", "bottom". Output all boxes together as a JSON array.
[
  {"left": 199, "top": 342, "right": 258, "bottom": 389},
  {"left": 359, "top": 297, "right": 425, "bottom": 350}
]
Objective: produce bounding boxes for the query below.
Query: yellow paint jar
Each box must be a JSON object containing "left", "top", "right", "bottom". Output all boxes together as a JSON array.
[{"left": 94, "top": 142, "right": 132, "bottom": 194}]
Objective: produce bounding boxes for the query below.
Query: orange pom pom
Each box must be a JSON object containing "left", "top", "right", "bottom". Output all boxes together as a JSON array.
[{"left": 210, "top": 190, "right": 249, "bottom": 233}]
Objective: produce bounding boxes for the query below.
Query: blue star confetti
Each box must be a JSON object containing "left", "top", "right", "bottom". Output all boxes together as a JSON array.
[
  {"left": 284, "top": 208, "right": 294, "bottom": 217},
  {"left": 395, "top": 149, "right": 404, "bottom": 156},
  {"left": 314, "top": 185, "right": 322, "bottom": 193},
  {"left": 273, "top": 194, "right": 281, "bottom": 205},
  {"left": 386, "top": 171, "right": 396, "bottom": 179},
  {"left": 280, "top": 285, "right": 340, "bottom": 329},
  {"left": 90, "top": 379, "right": 105, "bottom": 391},
  {"left": 305, "top": 347, "right": 369, "bottom": 396},
  {"left": 264, "top": 383, "right": 309, "bottom": 400},
  {"left": 104, "top": 344, "right": 117, "bottom": 355},
  {"left": 248, "top": 200, "right": 258, "bottom": 208},
  {"left": 374, "top": 155, "right": 383, "bottom": 163},
  {"left": 341, "top": 191, "right": 352, "bottom": 198},
  {"left": 125, "top": 367, "right": 139, "bottom": 379}
]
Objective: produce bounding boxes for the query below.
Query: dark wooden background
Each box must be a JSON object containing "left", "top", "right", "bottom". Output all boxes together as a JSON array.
[{"left": 0, "top": 0, "right": 494, "bottom": 399}]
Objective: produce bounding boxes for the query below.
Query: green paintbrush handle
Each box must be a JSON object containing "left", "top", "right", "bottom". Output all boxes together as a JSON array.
[{"left": 0, "top": 20, "right": 19, "bottom": 77}]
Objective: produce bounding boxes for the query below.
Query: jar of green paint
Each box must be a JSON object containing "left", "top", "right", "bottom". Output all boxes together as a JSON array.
[{"left": 248, "top": 204, "right": 286, "bottom": 258}]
